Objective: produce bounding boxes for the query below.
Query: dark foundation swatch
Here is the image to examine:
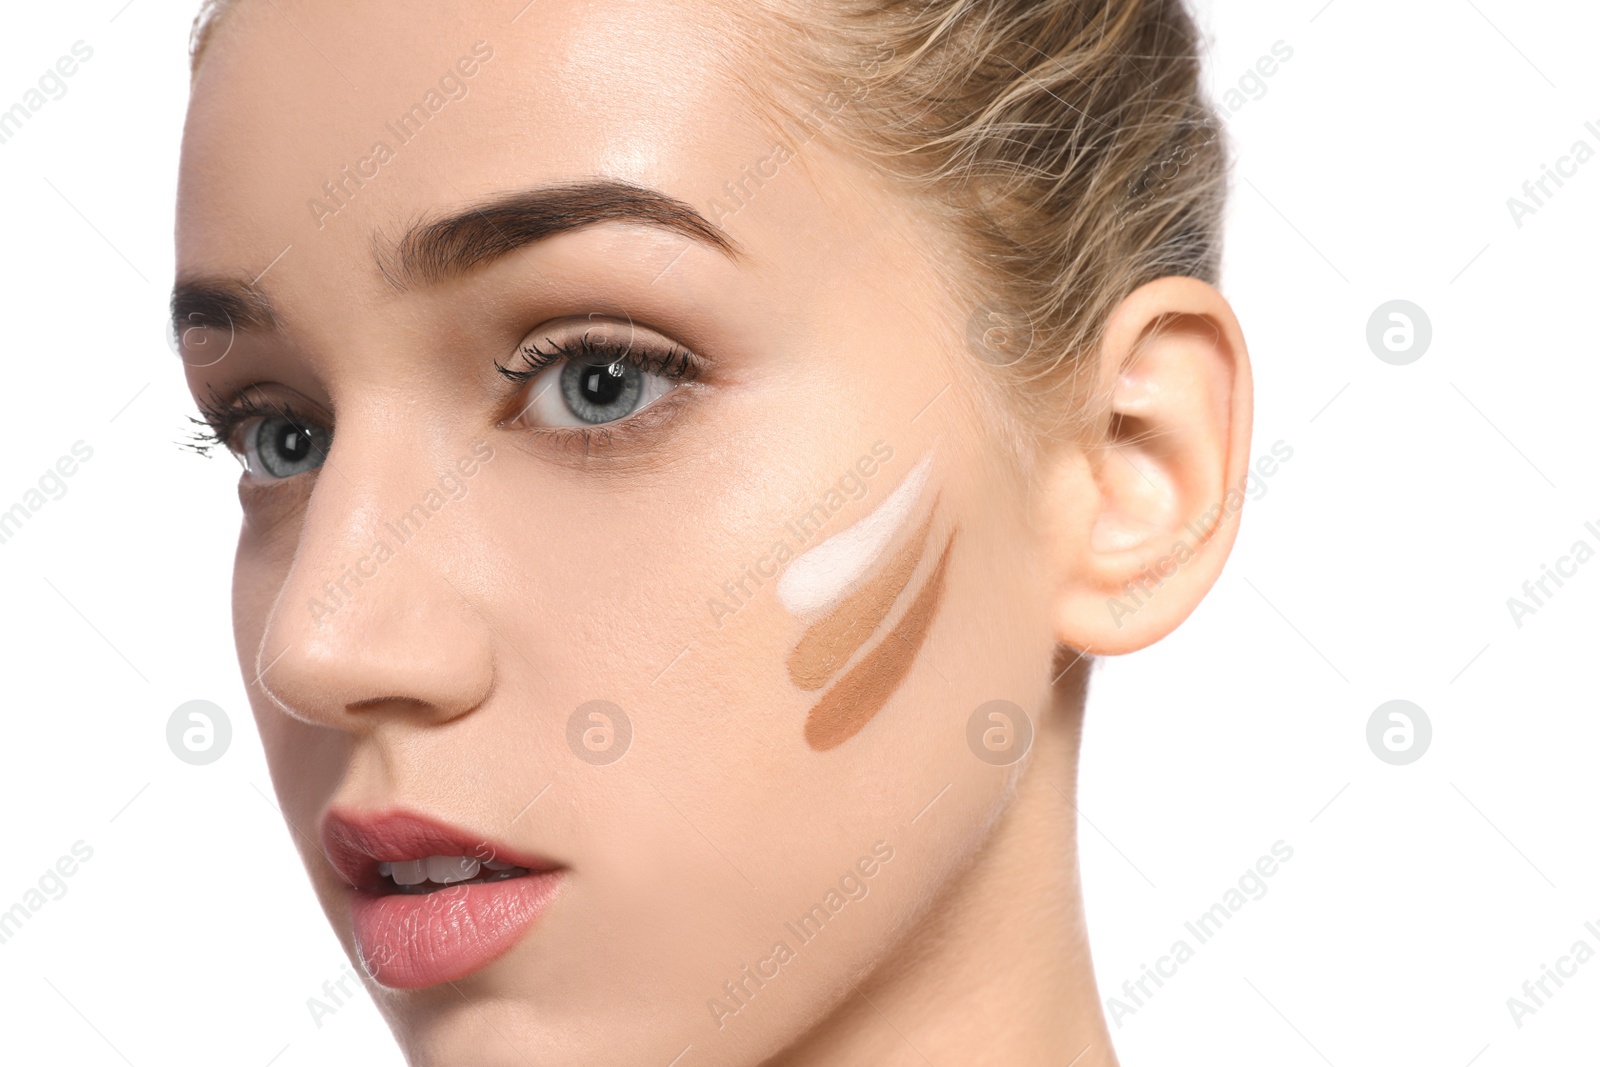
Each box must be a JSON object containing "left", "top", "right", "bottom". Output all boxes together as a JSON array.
[
  {"left": 803, "top": 527, "right": 957, "bottom": 752},
  {"left": 787, "top": 499, "right": 939, "bottom": 692}
]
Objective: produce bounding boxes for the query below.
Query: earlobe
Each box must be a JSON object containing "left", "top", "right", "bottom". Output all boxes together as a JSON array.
[{"left": 1042, "top": 276, "right": 1253, "bottom": 655}]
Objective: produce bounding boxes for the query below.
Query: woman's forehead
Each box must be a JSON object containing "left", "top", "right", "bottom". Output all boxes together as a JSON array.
[{"left": 176, "top": 0, "right": 778, "bottom": 269}]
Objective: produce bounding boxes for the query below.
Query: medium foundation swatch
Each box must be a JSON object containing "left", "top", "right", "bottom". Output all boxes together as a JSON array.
[
  {"left": 787, "top": 498, "right": 940, "bottom": 691},
  {"left": 775, "top": 452, "right": 954, "bottom": 751},
  {"left": 802, "top": 527, "right": 956, "bottom": 751}
]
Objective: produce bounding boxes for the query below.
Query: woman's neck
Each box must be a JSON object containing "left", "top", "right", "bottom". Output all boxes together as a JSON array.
[{"left": 767, "top": 671, "right": 1116, "bottom": 1066}]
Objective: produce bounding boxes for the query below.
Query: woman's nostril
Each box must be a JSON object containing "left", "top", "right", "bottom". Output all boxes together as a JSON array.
[{"left": 346, "top": 695, "right": 440, "bottom": 716}]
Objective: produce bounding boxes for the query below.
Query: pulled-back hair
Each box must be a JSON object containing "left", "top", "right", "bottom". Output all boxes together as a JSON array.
[{"left": 729, "top": 0, "right": 1226, "bottom": 439}]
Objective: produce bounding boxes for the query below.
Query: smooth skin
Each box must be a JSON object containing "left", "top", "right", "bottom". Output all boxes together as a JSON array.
[{"left": 175, "top": 1, "right": 1251, "bottom": 1063}]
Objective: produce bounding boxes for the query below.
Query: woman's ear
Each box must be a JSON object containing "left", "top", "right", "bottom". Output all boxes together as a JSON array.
[{"left": 1040, "top": 276, "right": 1253, "bottom": 655}]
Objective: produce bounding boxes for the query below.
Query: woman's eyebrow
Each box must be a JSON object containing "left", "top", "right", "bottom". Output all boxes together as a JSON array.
[
  {"left": 381, "top": 178, "right": 745, "bottom": 288},
  {"left": 169, "top": 179, "right": 743, "bottom": 336},
  {"left": 170, "top": 277, "right": 276, "bottom": 338}
]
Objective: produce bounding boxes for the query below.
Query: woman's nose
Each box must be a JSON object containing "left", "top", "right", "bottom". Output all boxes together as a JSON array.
[{"left": 252, "top": 443, "right": 497, "bottom": 731}]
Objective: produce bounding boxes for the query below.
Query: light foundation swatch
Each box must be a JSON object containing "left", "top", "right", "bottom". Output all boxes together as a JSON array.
[
  {"left": 777, "top": 452, "right": 933, "bottom": 617},
  {"left": 776, "top": 452, "right": 955, "bottom": 751}
]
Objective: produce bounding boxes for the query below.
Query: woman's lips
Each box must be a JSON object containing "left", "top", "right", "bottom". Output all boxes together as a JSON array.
[
  {"left": 348, "top": 872, "right": 563, "bottom": 989},
  {"left": 322, "top": 808, "right": 565, "bottom": 989}
]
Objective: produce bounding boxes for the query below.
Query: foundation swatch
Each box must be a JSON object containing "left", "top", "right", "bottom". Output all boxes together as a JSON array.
[
  {"left": 777, "top": 452, "right": 933, "bottom": 618},
  {"left": 787, "top": 498, "right": 939, "bottom": 691},
  {"left": 802, "top": 527, "right": 957, "bottom": 752}
]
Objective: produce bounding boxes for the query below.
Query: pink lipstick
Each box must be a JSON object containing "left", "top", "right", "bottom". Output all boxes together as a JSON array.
[{"left": 322, "top": 808, "right": 565, "bottom": 989}]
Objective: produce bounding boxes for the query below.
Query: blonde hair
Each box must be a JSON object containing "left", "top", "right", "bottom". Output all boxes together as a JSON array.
[
  {"left": 190, "top": 0, "right": 1225, "bottom": 441},
  {"left": 730, "top": 0, "right": 1227, "bottom": 440}
]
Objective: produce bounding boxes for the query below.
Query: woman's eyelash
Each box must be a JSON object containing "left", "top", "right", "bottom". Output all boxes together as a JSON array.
[
  {"left": 182, "top": 334, "right": 700, "bottom": 458},
  {"left": 496, "top": 332, "right": 703, "bottom": 387},
  {"left": 184, "top": 387, "right": 321, "bottom": 459}
]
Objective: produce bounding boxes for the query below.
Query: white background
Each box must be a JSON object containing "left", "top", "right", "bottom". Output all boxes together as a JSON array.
[{"left": 0, "top": 1, "right": 1594, "bottom": 1064}]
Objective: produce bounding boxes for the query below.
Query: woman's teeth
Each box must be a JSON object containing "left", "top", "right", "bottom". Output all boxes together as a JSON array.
[{"left": 376, "top": 856, "right": 522, "bottom": 887}]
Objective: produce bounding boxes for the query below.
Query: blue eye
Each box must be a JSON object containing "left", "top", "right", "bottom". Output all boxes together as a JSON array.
[
  {"left": 517, "top": 355, "right": 675, "bottom": 428},
  {"left": 243, "top": 414, "right": 330, "bottom": 480},
  {"left": 563, "top": 358, "right": 646, "bottom": 424},
  {"left": 504, "top": 325, "right": 700, "bottom": 432}
]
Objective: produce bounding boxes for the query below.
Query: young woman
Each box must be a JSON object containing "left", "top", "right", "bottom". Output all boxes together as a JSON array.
[{"left": 174, "top": 0, "right": 1251, "bottom": 1062}]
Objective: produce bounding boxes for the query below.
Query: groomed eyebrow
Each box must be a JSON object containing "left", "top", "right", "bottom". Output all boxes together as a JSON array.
[
  {"left": 170, "top": 278, "right": 277, "bottom": 337},
  {"left": 383, "top": 178, "right": 743, "bottom": 288},
  {"left": 170, "top": 179, "right": 742, "bottom": 335}
]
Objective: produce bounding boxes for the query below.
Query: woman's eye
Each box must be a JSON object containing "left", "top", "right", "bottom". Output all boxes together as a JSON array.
[
  {"left": 518, "top": 354, "right": 679, "bottom": 428},
  {"left": 240, "top": 414, "right": 331, "bottom": 481}
]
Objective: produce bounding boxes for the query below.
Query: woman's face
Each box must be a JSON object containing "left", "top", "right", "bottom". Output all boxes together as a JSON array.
[{"left": 177, "top": 0, "right": 1062, "bottom": 1060}]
